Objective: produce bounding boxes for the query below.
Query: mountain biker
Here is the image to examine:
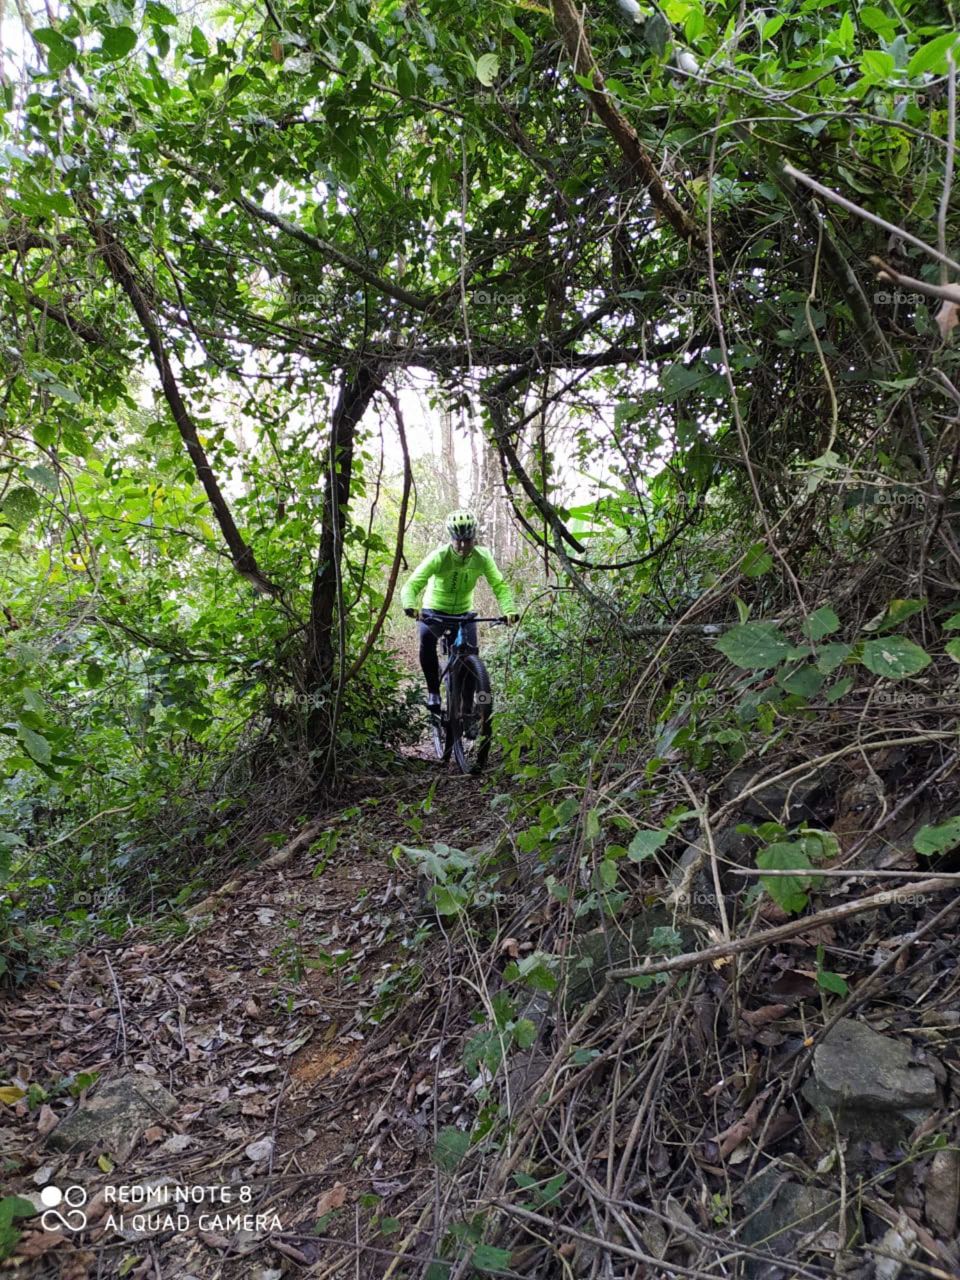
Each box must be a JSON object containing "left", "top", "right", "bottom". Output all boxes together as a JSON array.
[{"left": 401, "top": 509, "right": 519, "bottom": 715}]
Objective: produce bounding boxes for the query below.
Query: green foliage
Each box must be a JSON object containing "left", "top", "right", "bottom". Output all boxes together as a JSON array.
[{"left": 914, "top": 818, "right": 960, "bottom": 859}]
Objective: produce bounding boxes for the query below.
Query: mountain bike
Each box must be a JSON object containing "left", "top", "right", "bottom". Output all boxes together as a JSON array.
[{"left": 422, "top": 611, "right": 505, "bottom": 774}]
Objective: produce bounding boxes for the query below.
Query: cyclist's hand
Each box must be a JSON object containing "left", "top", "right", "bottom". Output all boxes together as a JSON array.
[
  {"left": 501, "top": 613, "right": 520, "bottom": 625},
  {"left": 405, "top": 607, "right": 420, "bottom": 620}
]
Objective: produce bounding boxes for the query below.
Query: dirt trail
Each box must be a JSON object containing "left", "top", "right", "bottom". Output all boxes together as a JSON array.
[{"left": 1, "top": 758, "right": 498, "bottom": 1279}]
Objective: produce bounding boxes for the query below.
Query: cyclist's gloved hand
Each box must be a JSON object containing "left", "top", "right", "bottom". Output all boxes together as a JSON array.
[
  {"left": 404, "top": 607, "right": 420, "bottom": 620},
  {"left": 501, "top": 613, "right": 520, "bottom": 625}
]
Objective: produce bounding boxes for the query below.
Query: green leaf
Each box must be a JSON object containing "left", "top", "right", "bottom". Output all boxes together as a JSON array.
[
  {"left": 757, "top": 841, "right": 816, "bottom": 914},
  {"left": 145, "top": 1, "right": 178, "bottom": 24},
  {"left": 817, "top": 968, "right": 849, "bottom": 996},
  {"left": 627, "top": 828, "right": 669, "bottom": 861},
  {"left": 475, "top": 53, "right": 500, "bottom": 86},
  {"left": 860, "top": 637, "right": 931, "bottom": 678},
  {"left": 804, "top": 606, "right": 840, "bottom": 642},
  {"left": 761, "top": 13, "right": 786, "bottom": 39},
  {"left": 35, "top": 27, "right": 78, "bottom": 71},
  {"left": 471, "top": 1244, "right": 513, "bottom": 1272},
  {"left": 18, "top": 725, "right": 51, "bottom": 765},
  {"left": 913, "top": 817, "right": 960, "bottom": 858},
  {"left": 907, "top": 32, "right": 960, "bottom": 78},
  {"left": 0, "top": 487, "right": 41, "bottom": 530},
  {"left": 190, "top": 25, "right": 210, "bottom": 57},
  {"left": 943, "top": 611, "right": 960, "bottom": 631},
  {"left": 644, "top": 12, "right": 669, "bottom": 55},
  {"left": 815, "top": 643, "right": 851, "bottom": 675},
  {"left": 512, "top": 1018, "right": 537, "bottom": 1049},
  {"left": 778, "top": 665, "right": 823, "bottom": 698},
  {"left": 867, "top": 598, "right": 926, "bottom": 633},
  {"left": 584, "top": 808, "right": 601, "bottom": 842},
  {"left": 860, "top": 49, "right": 894, "bottom": 81},
  {"left": 433, "top": 1126, "right": 470, "bottom": 1170},
  {"left": 824, "top": 675, "right": 853, "bottom": 703},
  {"left": 396, "top": 56, "right": 418, "bottom": 97},
  {"left": 715, "top": 622, "right": 792, "bottom": 669},
  {"left": 859, "top": 5, "right": 897, "bottom": 36},
  {"left": 100, "top": 26, "right": 137, "bottom": 59},
  {"left": 741, "top": 542, "right": 772, "bottom": 578},
  {"left": 946, "top": 638, "right": 960, "bottom": 662}
]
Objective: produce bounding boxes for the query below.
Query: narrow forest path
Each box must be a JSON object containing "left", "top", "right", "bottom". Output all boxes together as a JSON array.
[{"left": 1, "top": 756, "right": 500, "bottom": 1280}]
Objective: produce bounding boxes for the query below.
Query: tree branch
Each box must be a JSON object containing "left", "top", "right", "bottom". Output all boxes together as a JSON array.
[
  {"left": 550, "top": 0, "right": 703, "bottom": 249},
  {"left": 77, "top": 200, "right": 279, "bottom": 595}
]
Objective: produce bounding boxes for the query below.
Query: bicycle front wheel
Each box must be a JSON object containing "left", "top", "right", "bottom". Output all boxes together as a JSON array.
[{"left": 451, "top": 655, "right": 493, "bottom": 774}]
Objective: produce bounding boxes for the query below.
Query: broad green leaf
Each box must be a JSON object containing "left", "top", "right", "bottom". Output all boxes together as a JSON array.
[
  {"left": 0, "top": 487, "right": 41, "bottom": 530},
  {"left": 946, "top": 638, "right": 960, "bottom": 662},
  {"left": 872, "top": 599, "right": 925, "bottom": 633},
  {"left": 817, "top": 968, "right": 849, "bottom": 996},
  {"left": 475, "top": 53, "right": 500, "bottom": 86},
  {"left": 943, "top": 611, "right": 960, "bottom": 631},
  {"left": 757, "top": 842, "right": 816, "bottom": 914},
  {"left": 859, "top": 6, "right": 897, "bottom": 36},
  {"left": 472, "top": 1245, "right": 513, "bottom": 1272},
  {"left": 396, "top": 56, "right": 418, "bottom": 97},
  {"left": 804, "top": 606, "right": 840, "bottom": 642},
  {"left": 914, "top": 817, "right": 960, "bottom": 858},
  {"left": 907, "top": 32, "right": 960, "bottom": 78},
  {"left": 741, "top": 542, "right": 772, "bottom": 578},
  {"left": 761, "top": 14, "right": 785, "bottom": 39},
  {"left": 824, "top": 676, "right": 853, "bottom": 703},
  {"left": 433, "top": 1126, "right": 470, "bottom": 1170},
  {"left": 815, "top": 643, "right": 851, "bottom": 674},
  {"left": 145, "top": 1, "right": 178, "bottom": 24},
  {"left": 35, "top": 28, "right": 78, "bottom": 71},
  {"left": 715, "top": 622, "right": 791, "bottom": 669},
  {"left": 778, "top": 665, "right": 823, "bottom": 698},
  {"left": 100, "top": 26, "right": 137, "bottom": 59},
  {"left": 860, "top": 50, "right": 894, "bottom": 81},
  {"left": 860, "top": 637, "right": 930, "bottom": 678},
  {"left": 18, "top": 725, "right": 51, "bottom": 765},
  {"left": 627, "top": 828, "right": 669, "bottom": 861},
  {"left": 584, "top": 808, "right": 601, "bottom": 842},
  {"left": 512, "top": 1018, "right": 537, "bottom": 1049}
]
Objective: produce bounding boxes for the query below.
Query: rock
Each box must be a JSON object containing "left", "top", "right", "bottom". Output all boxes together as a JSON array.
[
  {"left": 925, "top": 1147, "right": 960, "bottom": 1238},
  {"left": 801, "top": 1019, "right": 939, "bottom": 1157},
  {"left": 46, "top": 1073, "right": 177, "bottom": 1156},
  {"left": 564, "top": 909, "right": 696, "bottom": 1012},
  {"left": 725, "top": 765, "right": 833, "bottom": 823},
  {"left": 737, "top": 1165, "right": 840, "bottom": 1277},
  {"left": 668, "top": 827, "right": 754, "bottom": 923},
  {"left": 804, "top": 1018, "right": 938, "bottom": 1112}
]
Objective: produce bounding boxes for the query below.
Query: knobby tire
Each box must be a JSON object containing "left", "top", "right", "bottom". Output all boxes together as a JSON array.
[{"left": 451, "top": 655, "right": 493, "bottom": 774}]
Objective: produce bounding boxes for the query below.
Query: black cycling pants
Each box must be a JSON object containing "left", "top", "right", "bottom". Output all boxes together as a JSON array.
[{"left": 418, "top": 616, "right": 478, "bottom": 695}]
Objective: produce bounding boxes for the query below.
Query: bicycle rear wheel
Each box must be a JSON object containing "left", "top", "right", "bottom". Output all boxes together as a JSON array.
[{"left": 451, "top": 655, "right": 493, "bottom": 774}]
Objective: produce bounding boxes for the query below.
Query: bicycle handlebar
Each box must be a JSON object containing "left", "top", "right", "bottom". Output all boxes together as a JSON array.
[{"left": 420, "top": 611, "right": 507, "bottom": 624}]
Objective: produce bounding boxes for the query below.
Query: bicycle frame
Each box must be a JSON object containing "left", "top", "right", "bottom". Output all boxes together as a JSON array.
[{"left": 421, "top": 612, "right": 504, "bottom": 770}]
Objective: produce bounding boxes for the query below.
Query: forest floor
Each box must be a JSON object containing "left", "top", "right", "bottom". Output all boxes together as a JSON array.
[
  {"left": 1, "top": 732, "right": 502, "bottom": 1280},
  {"left": 3, "top": 718, "right": 960, "bottom": 1280}
]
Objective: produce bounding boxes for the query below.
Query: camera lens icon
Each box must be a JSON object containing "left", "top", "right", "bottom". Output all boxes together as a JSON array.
[{"left": 40, "top": 1185, "right": 88, "bottom": 1232}]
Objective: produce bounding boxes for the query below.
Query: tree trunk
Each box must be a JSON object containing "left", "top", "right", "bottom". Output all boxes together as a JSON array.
[
  {"left": 304, "top": 362, "right": 381, "bottom": 758},
  {"left": 440, "top": 405, "right": 459, "bottom": 509}
]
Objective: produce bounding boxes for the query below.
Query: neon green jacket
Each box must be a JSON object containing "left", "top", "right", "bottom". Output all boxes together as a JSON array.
[{"left": 401, "top": 544, "right": 516, "bottom": 615}]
